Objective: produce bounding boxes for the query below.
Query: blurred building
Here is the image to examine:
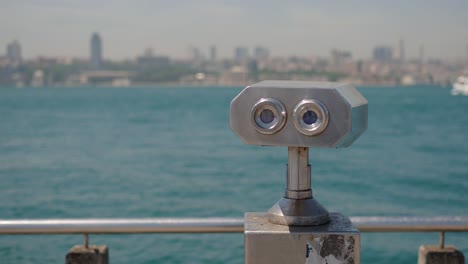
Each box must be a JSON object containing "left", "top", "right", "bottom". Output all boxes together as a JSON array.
[
  {"left": 67, "top": 71, "right": 133, "bottom": 87},
  {"left": 189, "top": 46, "right": 203, "bottom": 61},
  {"left": 331, "top": 49, "right": 352, "bottom": 66},
  {"left": 398, "top": 39, "right": 405, "bottom": 62},
  {"left": 373, "top": 46, "right": 393, "bottom": 63},
  {"left": 466, "top": 44, "right": 468, "bottom": 64},
  {"left": 90, "top": 33, "right": 102, "bottom": 70},
  {"left": 210, "top": 45, "right": 217, "bottom": 62},
  {"left": 419, "top": 44, "right": 425, "bottom": 63},
  {"left": 6, "top": 40, "right": 22, "bottom": 65},
  {"left": 219, "top": 65, "right": 248, "bottom": 85},
  {"left": 234, "top": 46, "right": 249, "bottom": 61},
  {"left": 31, "top": 70, "right": 45, "bottom": 87},
  {"left": 253, "top": 46, "right": 270, "bottom": 60},
  {"left": 247, "top": 59, "right": 258, "bottom": 81},
  {"left": 136, "top": 48, "right": 170, "bottom": 69},
  {"left": 188, "top": 46, "right": 204, "bottom": 68}
]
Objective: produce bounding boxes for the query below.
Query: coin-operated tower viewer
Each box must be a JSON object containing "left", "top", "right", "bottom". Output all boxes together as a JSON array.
[{"left": 230, "top": 81, "right": 368, "bottom": 264}]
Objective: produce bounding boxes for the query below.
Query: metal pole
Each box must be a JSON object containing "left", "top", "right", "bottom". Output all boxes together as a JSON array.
[
  {"left": 439, "top": 231, "right": 445, "bottom": 248},
  {"left": 351, "top": 216, "right": 468, "bottom": 232},
  {"left": 84, "top": 234, "right": 89, "bottom": 248},
  {"left": 285, "top": 146, "right": 312, "bottom": 199},
  {"left": 0, "top": 218, "right": 244, "bottom": 234},
  {"left": 0, "top": 217, "right": 467, "bottom": 234}
]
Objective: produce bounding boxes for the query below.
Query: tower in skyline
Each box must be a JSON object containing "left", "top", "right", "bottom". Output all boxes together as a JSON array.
[
  {"left": 6, "top": 40, "right": 22, "bottom": 65},
  {"left": 419, "top": 44, "right": 425, "bottom": 63},
  {"left": 466, "top": 44, "right": 468, "bottom": 63},
  {"left": 398, "top": 38, "right": 405, "bottom": 62},
  {"left": 90, "top": 33, "right": 102, "bottom": 70},
  {"left": 210, "top": 45, "right": 216, "bottom": 62},
  {"left": 373, "top": 46, "right": 393, "bottom": 62}
]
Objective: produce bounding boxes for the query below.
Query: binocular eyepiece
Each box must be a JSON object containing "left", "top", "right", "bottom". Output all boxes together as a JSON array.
[
  {"left": 231, "top": 80, "right": 367, "bottom": 148},
  {"left": 251, "top": 98, "right": 330, "bottom": 137}
]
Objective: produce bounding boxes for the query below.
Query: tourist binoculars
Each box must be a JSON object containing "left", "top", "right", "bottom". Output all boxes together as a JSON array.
[
  {"left": 231, "top": 80, "right": 368, "bottom": 264},
  {"left": 230, "top": 80, "right": 368, "bottom": 148}
]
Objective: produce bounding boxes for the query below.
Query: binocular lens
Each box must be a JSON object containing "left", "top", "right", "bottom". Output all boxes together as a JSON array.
[
  {"left": 293, "top": 99, "right": 329, "bottom": 136},
  {"left": 302, "top": 110, "right": 318, "bottom": 125},
  {"left": 260, "top": 109, "right": 275, "bottom": 124},
  {"left": 251, "top": 98, "right": 286, "bottom": 135}
]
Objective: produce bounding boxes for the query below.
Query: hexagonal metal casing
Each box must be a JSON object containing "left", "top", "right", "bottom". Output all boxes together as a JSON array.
[{"left": 230, "top": 80, "right": 368, "bottom": 148}]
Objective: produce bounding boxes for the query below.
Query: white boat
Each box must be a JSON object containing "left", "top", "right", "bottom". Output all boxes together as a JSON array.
[{"left": 451, "top": 75, "right": 468, "bottom": 96}]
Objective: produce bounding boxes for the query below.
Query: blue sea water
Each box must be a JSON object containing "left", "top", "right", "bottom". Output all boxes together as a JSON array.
[{"left": 0, "top": 85, "right": 466, "bottom": 263}]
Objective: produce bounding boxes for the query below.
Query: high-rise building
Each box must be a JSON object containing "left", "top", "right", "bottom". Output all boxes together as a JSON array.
[
  {"left": 419, "top": 44, "right": 425, "bottom": 63},
  {"left": 189, "top": 46, "right": 203, "bottom": 62},
  {"left": 331, "top": 49, "right": 352, "bottom": 66},
  {"left": 253, "top": 46, "right": 270, "bottom": 60},
  {"left": 90, "top": 33, "right": 102, "bottom": 70},
  {"left": 466, "top": 44, "right": 468, "bottom": 63},
  {"left": 418, "top": 44, "right": 425, "bottom": 73},
  {"left": 247, "top": 59, "right": 258, "bottom": 81},
  {"left": 210, "top": 45, "right": 217, "bottom": 62},
  {"left": 234, "top": 47, "right": 249, "bottom": 61},
  {"left": 6, "top": 40, "right": 22, "bottom": 65},
  {"left": 398, "top": 39, "right": 405, "bottom": 62},
  {"left": 372, "top": 46, "right": 393, "bottom": 62}
]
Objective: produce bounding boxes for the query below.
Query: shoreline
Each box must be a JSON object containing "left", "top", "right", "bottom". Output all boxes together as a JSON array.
[{"left": 0, "top": 83, "right": 450, "bottom": 89}]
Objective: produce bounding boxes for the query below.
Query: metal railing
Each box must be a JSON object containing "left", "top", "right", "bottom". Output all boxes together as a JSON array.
[
  {"left": 1, "top": 216, "right": 467, "bottom": 234},
  {"left": 0, "top": 217, "right": 244, "bottom": 234},
  {"left": 2, "top": 216, "right": 467, "bottom": 250}
]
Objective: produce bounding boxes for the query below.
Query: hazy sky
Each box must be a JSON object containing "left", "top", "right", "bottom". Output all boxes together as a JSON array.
[{"left": 1, "top": 0, "right": 467, "bottom": 60}]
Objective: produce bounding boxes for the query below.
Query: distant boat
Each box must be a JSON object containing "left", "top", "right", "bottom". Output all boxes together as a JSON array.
[{"left": 451, "top": 75, "right": 468, "bottom": 96}]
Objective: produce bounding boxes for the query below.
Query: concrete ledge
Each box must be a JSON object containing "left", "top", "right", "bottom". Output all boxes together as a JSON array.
[
  {"left": 66, "top": 245, "right": 109, "bottom": 264},
  {"left": 418, "top": 245, "right": 464, "bottom": 264}
]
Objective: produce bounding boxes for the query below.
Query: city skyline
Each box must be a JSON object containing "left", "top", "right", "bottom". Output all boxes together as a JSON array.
[{"left": 1, "top": 1, "right": 467, "bottom": 60}]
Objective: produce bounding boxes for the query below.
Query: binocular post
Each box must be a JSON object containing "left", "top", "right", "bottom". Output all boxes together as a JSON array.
[
  {"left": 285, "top": 147, "right": 312, "bottom": 200},
  {"left": 245, "top": 146, "right": 361, "bottom": 263},
  {"left": 267, "top": 146, "right": 330, "bottom": 226}
]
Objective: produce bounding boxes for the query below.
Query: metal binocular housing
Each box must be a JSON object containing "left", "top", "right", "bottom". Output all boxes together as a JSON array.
[
  {"left": 230, "top": 80, "right": 368, "bottom": 148},
  {"left": 232, "top": 81, "right": 367, "bottom": 263}
]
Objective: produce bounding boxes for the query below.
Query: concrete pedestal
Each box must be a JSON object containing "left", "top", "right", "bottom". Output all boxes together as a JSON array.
[
  {"left": 66, "top": 245, "right": 109, "bottom": 264},
  {"left": 418, "top": 245, "right": 464, "bottom": 264},
  {"left": 245, "top": 212, "right": 360, "bottom": 264}
]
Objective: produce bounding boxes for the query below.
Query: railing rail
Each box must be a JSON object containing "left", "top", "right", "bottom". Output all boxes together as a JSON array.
[{"left": 0, "top": 216, "right": 467, "bottom": 234}]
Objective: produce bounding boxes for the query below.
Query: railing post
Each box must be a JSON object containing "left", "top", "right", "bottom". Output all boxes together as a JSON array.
[
  {"left": 418, "top": 245, "right": 464, "bottom": 264},
  {"left": 65, "top": 235, "right": 109, "bottom": 264},
  {"left": 418, "top": 232, "right": 464, "bottom": 264}
]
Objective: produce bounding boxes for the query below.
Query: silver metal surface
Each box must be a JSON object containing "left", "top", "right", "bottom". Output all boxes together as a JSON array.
[
  {"left": 0, "top": 216, "right": 467, "bottom": 234},
  {"left": 230, "top": 80, "right": 368, "bottom": 148},
  {"left": 251, "top": 98, "right": 287, "bottom": 135},
  {"left": 267, "top": 198, "right": 330, "bottom": 226},
  {"left": 267, "top": 146, "right": 330, "bottom": 226},
  {"left": 351, "top": 216, "right": 468, "bottom": 232},
  {"left": 0, "top": 218, "right": 244, "bottom": 234},
  {"left": 245, "top": 212, "right": 360, "bottom": 264},
  {"left": 285, "top": 147, "right": 311, "bottom": 199},
  {"left": 292, "top": 99, "right": 329, "bottom": 136}
]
